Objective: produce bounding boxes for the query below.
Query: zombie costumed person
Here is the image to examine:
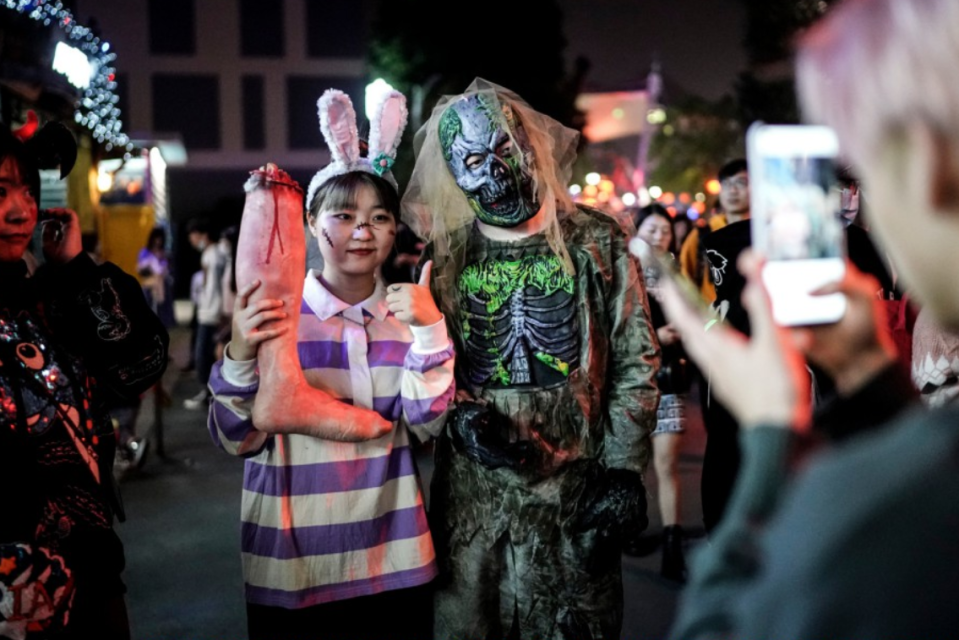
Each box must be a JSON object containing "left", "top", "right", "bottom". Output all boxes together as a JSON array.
[
  {"left": 403, "top": 79, "right": 661, "bottom": 639},
  {"left": 0, "top": 121, "right": 169, "bottom": 639}
]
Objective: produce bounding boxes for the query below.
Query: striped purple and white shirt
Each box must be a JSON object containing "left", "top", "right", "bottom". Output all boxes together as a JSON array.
[{"left": 207, "top": 273, "right": 455, "bottom": 609}]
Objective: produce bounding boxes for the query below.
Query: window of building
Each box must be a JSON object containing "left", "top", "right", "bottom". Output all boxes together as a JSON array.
[
  {"left": 304, "top": 1, "right": 364, "bottom": 58},
  {"left": 242, "top": 75, "right": 266, "bottom": 150},
  {"left": 287, "top": 76, "right": 364, "bottom": 149},
  {"left": 115, "top": 72, "right": 130, "bottom": 130},
  {"left": 148, "top": 0, "right": 195, "bottom": 55},
  {"left": 152, "top": 74, "right": 220, "bottom": 150},
  {"left": 240, "top": 0, "right": 284, "bottom": 57}
]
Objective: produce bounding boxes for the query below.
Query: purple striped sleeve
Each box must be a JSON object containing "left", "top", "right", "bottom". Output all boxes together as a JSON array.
[
  {"left": 208, "top": 361, "right": 261, "bottom": 453},
  {"left": 243, "top": 445, "right": 415, "bottom": 496},
  {"left": 245, "top": 562, "right": 437, "bottom": 609},
  {"left": 241, "top": 505, "right": 429, "bottom": 559},
  {"left": 404, "top": 344, "right": 456, "bottom": 374},
  {"left": 403, "top": 386, "right": 456, "bottom": 426}
]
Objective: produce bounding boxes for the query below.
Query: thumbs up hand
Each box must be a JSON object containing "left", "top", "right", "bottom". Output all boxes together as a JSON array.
[{"left": 385, "top": 260, "right": 443, "bottom": 326}]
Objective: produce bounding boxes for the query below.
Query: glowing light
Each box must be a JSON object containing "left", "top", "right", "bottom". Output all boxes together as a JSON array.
[
  {"left": 97, "top": 169, "right": 113, "bottom": 193},
  {"left": 4, "top": 1, "right": 128, "bottom": 145},
  {"left": 647, "top": 108, "right": 667, "bottom": 125},
  {"left": 599, "top": 179, "right": 615, "bottom": 193},
  {"left": 638, "top": 188, "right": 652, "bottom": 207},
  {"left": 648, "top": 186, "right": 663, "bottom": 199},
  {"left": 569, "top": 184, "right": 582, "bottom": 196},
  {"left": 662, "top": 192, "right": 676, "bottom": 205},
  {"left": 622, "top": 192, "right": 637, "bottom": 207},
  {"left": 663, "top": 124, "right": 675, "bottom": 136},
  {"left": 584, "top": 184, "right": 599, "bottom": 197},
  {"left": 706, "top": 179, "right": 722, "bottom": 195},
  {"left": 695, "top": 192, "right": 706, "bottom": 202},
  {"left": 365, "top": 79, "right": 396, "bottom": 121},
  {"left": 53, "top": 42, "right": 95, "bottom": 89},
  {"left": 597, "top": 191, "right": 610, "bottom": 203},
  {"left": 585, "top": 172, "right": 601, "bottom": 186},
  {"left": 679, "top": 193, "right": 691, "bottom": 204}
]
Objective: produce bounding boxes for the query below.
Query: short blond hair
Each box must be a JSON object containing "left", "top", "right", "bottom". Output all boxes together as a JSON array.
[{"left": 797, "top": 0, "right": 959, "bottom": 161}]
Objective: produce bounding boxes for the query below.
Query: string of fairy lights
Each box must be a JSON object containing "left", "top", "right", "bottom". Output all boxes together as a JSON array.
[{"left": 2, "top": 0, "right": 133, "bottom": 152}]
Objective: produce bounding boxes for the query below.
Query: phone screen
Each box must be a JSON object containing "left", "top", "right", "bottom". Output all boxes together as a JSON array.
[{"left": 748, "top": 124, "right": 846, "bottom": 326}]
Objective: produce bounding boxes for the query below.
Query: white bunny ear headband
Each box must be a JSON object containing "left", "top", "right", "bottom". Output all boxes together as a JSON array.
[{"left": 305, "top": 88, "right": 409, "bottom": 210}]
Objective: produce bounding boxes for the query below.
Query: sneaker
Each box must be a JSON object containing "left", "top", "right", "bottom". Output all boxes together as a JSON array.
[{"left": 183, "top": 390, "right": 210, "bottom": 410}]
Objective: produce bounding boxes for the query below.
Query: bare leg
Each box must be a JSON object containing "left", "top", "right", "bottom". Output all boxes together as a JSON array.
[{"left": 652, "top": 432, "right": 682, "bottom": 526}]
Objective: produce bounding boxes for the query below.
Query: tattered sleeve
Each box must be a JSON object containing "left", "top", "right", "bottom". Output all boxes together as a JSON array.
[{"left": 603, "top": 224, "right": 661, "bottom": 474}]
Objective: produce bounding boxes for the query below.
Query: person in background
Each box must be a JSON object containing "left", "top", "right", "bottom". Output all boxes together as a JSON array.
[
  {"left": 696, "top": 159, "right": 752, "bottom": 534},
  {"left": 137, "top": 226, "right": 176, "bottom": 329},
  {"left": 214, "top": 225, "right": 238, "bottom": 361},
  {"left": 679, "top": 159, "right": 750, "bottom": 303},
  {"left": 183, "top": 218, "right": 222, "bottom": 410},
  {"left": 626, "top": 204, "right": 690, "bottom": 582}
]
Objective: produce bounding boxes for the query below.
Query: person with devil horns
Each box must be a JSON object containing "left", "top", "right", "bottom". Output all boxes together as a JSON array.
[{"left": 0, "top": 117, "right": 169, "bottom": 639}]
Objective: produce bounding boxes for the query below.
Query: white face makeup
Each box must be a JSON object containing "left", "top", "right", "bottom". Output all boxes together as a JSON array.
[{"left": 310, "top": 182, "right": 396, "bottom": 280}]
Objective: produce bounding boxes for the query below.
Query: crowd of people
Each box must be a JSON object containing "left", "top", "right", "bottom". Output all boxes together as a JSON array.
[{"left": 6, "top": 0, "right": 959, "bottom": 638}]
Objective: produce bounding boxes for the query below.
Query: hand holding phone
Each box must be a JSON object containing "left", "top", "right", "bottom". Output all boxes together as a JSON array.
[
  {"left": 653, "top": 247, "right": 813, "bottom": 431},
  {"left": 39, "top": 207, "right": 82, "bottom": 264},
  {"left": 747, "top": 123, "right": 847, "bottom": 326},
  {"left": 629, "top": 235, "right": 713, "bottom": 320}
]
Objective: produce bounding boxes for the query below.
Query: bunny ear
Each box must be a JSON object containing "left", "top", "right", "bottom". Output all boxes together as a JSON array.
[
  {"left": 317, "top": 89, "right": 360, "bottom": 167},
  {"left": 368, "top": 90, "right": 408, "bottom": 170}
]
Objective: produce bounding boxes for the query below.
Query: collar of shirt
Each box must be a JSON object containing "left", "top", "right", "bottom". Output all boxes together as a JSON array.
[{"left": 303, "top": 269, "right": 390, "bottom": 323}]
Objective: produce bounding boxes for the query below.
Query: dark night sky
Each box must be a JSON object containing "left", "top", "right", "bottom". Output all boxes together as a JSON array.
[{"left": 558, "top": 0, "right": 747, "bottom": 100}]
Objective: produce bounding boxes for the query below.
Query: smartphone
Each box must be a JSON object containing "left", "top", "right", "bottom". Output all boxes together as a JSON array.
[{"left": 747, "top": 123, "right": 846, "bottom": 326}]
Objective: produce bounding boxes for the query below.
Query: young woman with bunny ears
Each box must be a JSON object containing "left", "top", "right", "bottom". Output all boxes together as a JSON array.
[{"left": 206, "top": 90, "right": 455, "bottom": 640}]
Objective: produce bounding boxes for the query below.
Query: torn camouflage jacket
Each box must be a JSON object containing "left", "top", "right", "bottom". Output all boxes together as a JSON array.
[{"left": 427, "top": 205, "right": 660, "bottom": 640}]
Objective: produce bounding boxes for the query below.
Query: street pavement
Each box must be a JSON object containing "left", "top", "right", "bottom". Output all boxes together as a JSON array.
[{"left": 118, "top": 325, "right": 708, "bottom": 640}]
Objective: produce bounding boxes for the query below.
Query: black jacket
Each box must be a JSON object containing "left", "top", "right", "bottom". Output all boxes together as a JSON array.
[{"left": 0, "top": 253, "right": 168, "bottom": 635}]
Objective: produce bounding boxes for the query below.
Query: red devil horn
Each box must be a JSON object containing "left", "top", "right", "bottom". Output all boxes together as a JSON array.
[{"left": 12, "top": 111, "right": 39, "bottom": 142}]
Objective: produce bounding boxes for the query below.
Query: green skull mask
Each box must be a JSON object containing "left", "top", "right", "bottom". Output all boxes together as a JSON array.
[{"left": 439, "top": 94, "right": 539, "bottom": 227}]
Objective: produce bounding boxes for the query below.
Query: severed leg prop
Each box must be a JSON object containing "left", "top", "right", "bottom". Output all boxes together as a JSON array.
[{"left": 237, "top": 164, "right": 391, "bottom": 441}]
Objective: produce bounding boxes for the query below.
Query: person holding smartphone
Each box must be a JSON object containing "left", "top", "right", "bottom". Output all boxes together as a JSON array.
[
  {"left": 665, "top": 0, "right": 959, "bottom": 637},
  {"left": 0, "top": 123, "right": 169, "bottom": 639}
]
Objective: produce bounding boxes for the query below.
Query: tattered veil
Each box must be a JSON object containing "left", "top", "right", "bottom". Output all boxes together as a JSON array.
[{"left": 402, "top": 78, "right": 580, "bottom": 314}]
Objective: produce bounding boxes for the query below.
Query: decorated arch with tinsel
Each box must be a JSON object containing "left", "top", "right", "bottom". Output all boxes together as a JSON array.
[{"left": 2, "top": 0, "right": 131, "bottom": 151}]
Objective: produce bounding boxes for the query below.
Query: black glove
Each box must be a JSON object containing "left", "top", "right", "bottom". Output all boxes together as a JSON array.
[
  {"left": 571, "top": 467, "right": 648, "bottom": 542},
  {"left": 448, "top": 401, "right": 534, "bottom": 470}
]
